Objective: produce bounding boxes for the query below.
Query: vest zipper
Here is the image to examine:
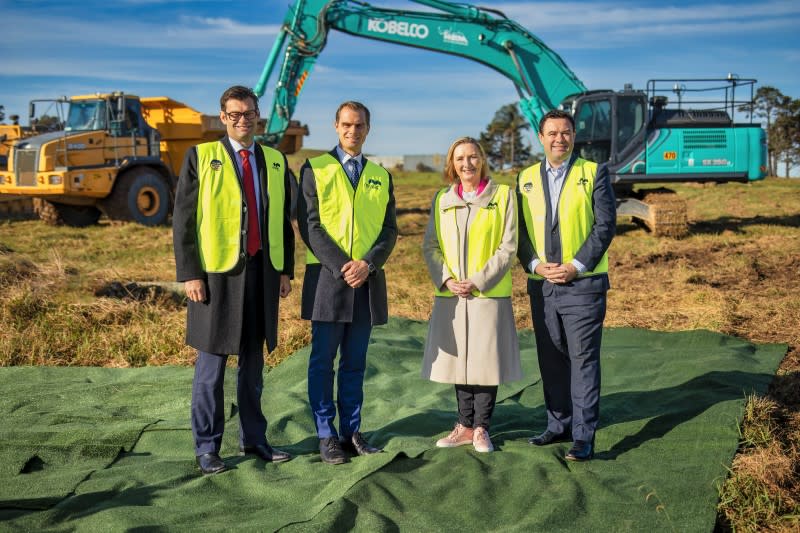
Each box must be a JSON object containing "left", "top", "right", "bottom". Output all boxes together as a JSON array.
[{"left": 349, "top": 175, "right": 357, "bottom": 258}]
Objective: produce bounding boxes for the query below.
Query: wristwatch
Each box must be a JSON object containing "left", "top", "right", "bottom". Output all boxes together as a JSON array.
[{"left": 367, "top": 262, "right": 377, "bottom": 277}]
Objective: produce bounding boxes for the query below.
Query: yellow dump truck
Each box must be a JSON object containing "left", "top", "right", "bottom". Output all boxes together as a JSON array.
[
  {"left": 1, "top": 124, "right": 23, "bottom": 163},
  {"left": 0, "top": 123, "right": 37, "bottom": 219},
  {"left": 0, "top": 93, "right": 307, "bottom": 226}
]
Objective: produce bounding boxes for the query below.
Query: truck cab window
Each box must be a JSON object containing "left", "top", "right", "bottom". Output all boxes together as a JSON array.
[{"left": 65, "top": 101, "right": 106, "bottom": 131}]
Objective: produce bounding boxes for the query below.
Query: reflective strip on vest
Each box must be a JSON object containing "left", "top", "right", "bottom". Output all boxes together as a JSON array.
[
  {"left": 518, "top": 158, "right": 608, "bottom": 280},
  {"left": 195, "top": 141, "right": 285, "bottom": 273},
  {"left": 306, "top": 153, "right": 390, "bottom": 264},
  {"left": 433, "top": 184, "right": 512, "bottom": 298}
]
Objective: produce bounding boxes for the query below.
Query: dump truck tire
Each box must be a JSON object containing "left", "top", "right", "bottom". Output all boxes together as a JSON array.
[
  {"left": 38, "top": 201, "right": 101, "bottom": 227},
  {"left": 105, "top": 167, "right": 171, "bottom": 226}
]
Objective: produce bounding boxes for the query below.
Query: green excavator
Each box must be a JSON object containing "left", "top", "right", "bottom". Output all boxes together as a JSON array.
[{"left": 257, "top": 0, "right": 766, "bottom": 237}]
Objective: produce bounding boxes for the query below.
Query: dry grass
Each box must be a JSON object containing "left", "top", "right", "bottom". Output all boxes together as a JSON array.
[{"left": 0, "top": 174, "right": 799, "bottom": 529}]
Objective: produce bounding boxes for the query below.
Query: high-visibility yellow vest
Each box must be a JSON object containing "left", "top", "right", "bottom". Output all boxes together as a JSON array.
[
  {"left": 518, "top": 158, "right": 608, "bottom": 280},
  {"left": 433, "top": 184, "right": 512, "bottom": 298},
  {"left": 195, "top": 141, "right": 285, "bottom": 273},
  {"left": 306, "top": 153, "right": 390, "bottom": 264}
]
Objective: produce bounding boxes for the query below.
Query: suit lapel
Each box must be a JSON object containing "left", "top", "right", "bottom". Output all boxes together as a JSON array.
[
  {"left": 539, "top": 162, "right": 556, "bottom": 231},
  {"left": 220, "top": 137, "right": 243, "bottom": 186},
  {"left": 541, "top": 153, "right": 579, "bottom": 232},
  {"left": 253, "top": 144, "right": 268, "bottom": 207}
]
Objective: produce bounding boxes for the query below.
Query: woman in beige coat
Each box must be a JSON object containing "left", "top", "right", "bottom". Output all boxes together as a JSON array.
[{"left": 421, "top": 137, "right": 521, "bottom": 453}]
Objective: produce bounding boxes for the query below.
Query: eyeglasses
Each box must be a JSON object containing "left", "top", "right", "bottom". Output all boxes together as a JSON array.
[{"left": 224, "top": 110, "right": 258, "bottom": 122}]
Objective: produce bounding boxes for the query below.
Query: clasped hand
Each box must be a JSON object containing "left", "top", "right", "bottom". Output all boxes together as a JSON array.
[
  {"left": 535, "top": 262, "right": 578, "bottom": 284},
  {"left": 445, "top": 278, "right": 477, "bottom": 298},
  {"left": 341, "top": 260, "right": 369, "bottom": 288}
]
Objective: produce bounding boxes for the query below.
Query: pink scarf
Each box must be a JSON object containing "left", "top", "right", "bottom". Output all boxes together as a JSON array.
[{"left": 457, "top": 178, "right": 488, "bottom": 199}]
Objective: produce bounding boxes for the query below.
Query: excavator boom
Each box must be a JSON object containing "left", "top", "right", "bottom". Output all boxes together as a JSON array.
[{"left": 255, "top": 0, "right": 586, "bottom": 146}]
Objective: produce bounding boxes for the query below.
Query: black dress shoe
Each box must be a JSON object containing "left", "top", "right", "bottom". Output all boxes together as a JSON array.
[
  {"left": 196, "top": 453, "right": 226, "bottom": 475},
  {"left": 319, "top": 437, "right": 347, "bottom": 465},
  {"left": 239, "top": 443, "right": 291, "bottom": 463},
  {"left": 528, "top": 430, "right": 571, "bottom": 446},
  {"left": 341, "top": 432, "right": 382, "bottom": 456},
  {"left": 565, "top": 440, "right": 594, "bottom": 461}
]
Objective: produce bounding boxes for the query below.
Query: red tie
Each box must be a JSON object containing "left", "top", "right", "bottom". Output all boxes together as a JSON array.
[{"left": 239, "top": 149, "right": 260, "bottom": 256}]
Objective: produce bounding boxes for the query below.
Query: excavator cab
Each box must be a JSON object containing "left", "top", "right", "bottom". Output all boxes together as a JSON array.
[{"left": 570, "top": 89, "right": 647, "bottom": 166}]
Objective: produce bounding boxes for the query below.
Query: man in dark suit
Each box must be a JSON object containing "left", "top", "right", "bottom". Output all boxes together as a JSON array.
[
  {"left": 297, "top": 101, "right": 397, "bottom": 464},
  {"left": 517, "top": 109, "right": 616, "bottom": 461},
  {"left": 173, "top": 85, "right": 295, "bottom": 475}
]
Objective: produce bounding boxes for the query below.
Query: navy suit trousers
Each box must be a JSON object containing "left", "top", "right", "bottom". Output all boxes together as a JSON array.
[
  {"left": 308, "top": 285, "right": 372, "bottom": 439},
  {"left": 529, "top": 282, "right": 606, "bottom": 442},
  {"left": 191, "top": 252, "right": 267, "bottom": 456}
]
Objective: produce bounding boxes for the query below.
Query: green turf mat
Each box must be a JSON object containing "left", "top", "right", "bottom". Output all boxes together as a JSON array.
[{"left": 0, "top": 319, "right": 786, "bottom": 531}]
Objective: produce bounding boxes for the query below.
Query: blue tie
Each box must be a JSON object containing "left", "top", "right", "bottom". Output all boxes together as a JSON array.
[{"left": 347, "top": 158, "right": 360, "bottom": 187}]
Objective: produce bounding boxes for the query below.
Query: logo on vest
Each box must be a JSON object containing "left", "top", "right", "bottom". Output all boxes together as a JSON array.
[
  {"left": 523, "top": 182, "right": 533, "bottom": 193},
  {"left": 210, "top": 159, "right": 223, "bottom": 171},
  {"left": 486, "top": 201, "right": 499, "bottom": 210},
  {"left": 366, "top": 178, "right": 382, "bottom": 190},
  {"left": 272, "top": 162, "right": 281, "bottom": 170},
  {"left": 577, "top": 177, "right": 589, "bottom": 187}
]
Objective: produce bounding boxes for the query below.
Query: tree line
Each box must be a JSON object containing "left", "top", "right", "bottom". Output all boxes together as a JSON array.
[{"left": 740, "top": 86, "right": 799, "bottom": 178}]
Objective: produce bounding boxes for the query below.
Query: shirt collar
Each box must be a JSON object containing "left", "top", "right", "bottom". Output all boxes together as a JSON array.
[
  {"left": 545, "top": 158, "right": 568, "bottom": 179},
  {"left": 229, "top": 137, "right": 254, "bottom": 154},
  {"left": 336, "top": 144, "right": 363, "bottom": 166}
]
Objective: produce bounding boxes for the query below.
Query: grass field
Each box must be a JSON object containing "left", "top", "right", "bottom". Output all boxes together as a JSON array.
[{"left": 0, "top": 167, "right": 798, "bottom": 530}]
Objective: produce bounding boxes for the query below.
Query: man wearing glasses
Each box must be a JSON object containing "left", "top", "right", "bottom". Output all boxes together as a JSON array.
[{"left": 173, "top": 85, "right": 295, "bottom": 475}]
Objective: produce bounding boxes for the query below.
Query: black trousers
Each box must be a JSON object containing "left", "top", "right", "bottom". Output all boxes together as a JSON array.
[{"left": 455, "top": 384, "right": 498, "bottom": 430}]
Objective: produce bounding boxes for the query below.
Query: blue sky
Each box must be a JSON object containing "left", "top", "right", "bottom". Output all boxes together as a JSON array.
[{"left": 1, "top": 0, "right": 799, "bottom": 155}]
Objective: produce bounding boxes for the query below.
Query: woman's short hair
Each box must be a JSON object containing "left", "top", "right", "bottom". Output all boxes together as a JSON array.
[{"left": 443, "top": 137, "right": 489, "bottom": 184}]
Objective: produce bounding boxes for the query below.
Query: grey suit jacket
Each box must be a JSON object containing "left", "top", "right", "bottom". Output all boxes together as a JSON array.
[
  {"left": 297, "top": 148, "right": 398, "bottom": 324},
  {"left": 517, "top": 154, "right": 616, "bottom": 297}
]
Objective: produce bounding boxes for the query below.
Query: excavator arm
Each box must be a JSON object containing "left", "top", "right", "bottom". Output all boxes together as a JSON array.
[{"left": 254, "top": 0, "right": 586, "bottom": 146}]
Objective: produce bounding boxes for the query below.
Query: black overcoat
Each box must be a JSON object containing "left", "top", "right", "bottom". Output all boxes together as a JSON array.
[
  {"left": 297, "top": 148, "right": 397, "bottom": 325},
  {"left": 172, "top": 137, "right": 295, "bottom": 354}
]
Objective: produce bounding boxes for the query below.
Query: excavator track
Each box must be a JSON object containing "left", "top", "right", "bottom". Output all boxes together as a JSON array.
[
  {"left": 616, "top": 188, "right": 689, "bottom": 238},
  {"left": 640, "top": 190, "right": 689, "bottom": 238}
]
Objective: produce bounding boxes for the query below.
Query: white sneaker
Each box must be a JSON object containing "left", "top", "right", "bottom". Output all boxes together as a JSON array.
[
  {"left": 472, "top": 426, "right": 494, "bottom": 453},
  {"left": 436, "top": 423, "right": 474, "bottom": 448}
]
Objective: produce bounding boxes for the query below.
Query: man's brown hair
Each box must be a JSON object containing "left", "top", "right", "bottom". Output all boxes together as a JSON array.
[
  {"left": 335, "top": 101, "right": 370, "bottom": 127},
  {"left": 220, "top": 85, "right": 259, "bottom": 111}
]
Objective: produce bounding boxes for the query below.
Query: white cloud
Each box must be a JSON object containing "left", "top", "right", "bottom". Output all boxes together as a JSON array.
[
  {"left": 496, "top": 0, "right": 800, "bottom": 29},
  {"left": 1, "top": 11, "right": 279, "bottom": 51}
]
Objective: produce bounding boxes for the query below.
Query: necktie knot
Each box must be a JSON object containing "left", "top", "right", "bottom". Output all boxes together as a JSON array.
[{"left": 347, "top": 158, "right": 360, "bottom": 186}]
